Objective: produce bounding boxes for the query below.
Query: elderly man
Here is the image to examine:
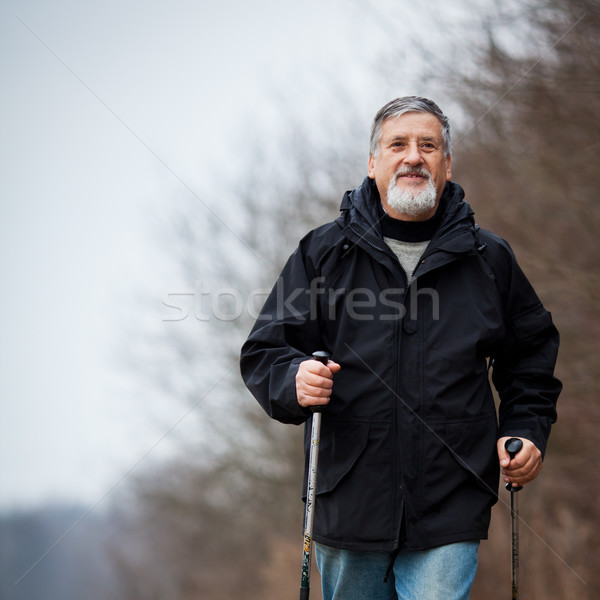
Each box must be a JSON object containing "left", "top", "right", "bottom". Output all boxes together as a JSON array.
[{"left": 240, "top": 96, "right": 561, "bottom": 599}]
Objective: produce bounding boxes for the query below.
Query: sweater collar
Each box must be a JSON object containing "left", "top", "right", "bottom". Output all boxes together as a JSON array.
[{"left": 378, "top": 196, "right": 446, "bottom": 243}]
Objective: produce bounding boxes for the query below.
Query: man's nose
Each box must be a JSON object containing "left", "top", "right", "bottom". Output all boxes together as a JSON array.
[{"left": 403, "top": 143, "right": 423, "bottom": 165}]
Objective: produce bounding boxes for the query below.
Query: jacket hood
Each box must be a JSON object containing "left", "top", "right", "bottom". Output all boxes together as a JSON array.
[{"left": 338, "top": 176, "right": 474, "bottom": 241}]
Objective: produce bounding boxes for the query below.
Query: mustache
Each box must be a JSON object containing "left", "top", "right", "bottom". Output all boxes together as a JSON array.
[{"left": 394, "top": 167, "right": 431, "bottom": 180}]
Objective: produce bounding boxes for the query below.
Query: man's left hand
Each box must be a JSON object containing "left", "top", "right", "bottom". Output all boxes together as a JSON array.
[{"left": 497, "top": 436, "right": 542, "bottom": 488}]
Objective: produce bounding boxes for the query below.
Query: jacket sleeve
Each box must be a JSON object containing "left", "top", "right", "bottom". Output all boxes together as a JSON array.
[
  {"left": 240, "top": 238, "right": 324, "bottom": 425},
  {"left": 488, "top": 238, "right": 562, "bottom": 457}
]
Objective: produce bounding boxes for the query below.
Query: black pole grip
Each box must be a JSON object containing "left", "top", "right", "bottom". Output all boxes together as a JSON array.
[
  {"left": 311, "top": 351, "right": 331, "bottom": 414},
  {"left": 504, "top": 438, "right": 524, "bottom": 492},
  {"left": 505, "top": 437, "right": 523, "bottom": 458},
  {"left": 312, "top": 350, "right": 331, "bottom": 365}
]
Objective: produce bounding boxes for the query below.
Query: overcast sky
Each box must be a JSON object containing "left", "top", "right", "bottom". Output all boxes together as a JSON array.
[
  {"left": 0, "top": 0, "right": 388, "bottom": 511},
  {"left": 0, "top": 0, "right": 500, "bottom": 510}
]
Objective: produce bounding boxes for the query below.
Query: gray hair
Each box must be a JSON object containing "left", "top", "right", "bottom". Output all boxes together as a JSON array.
[{"left": 369, "top": 96, "right": 452, "bottom": 158}]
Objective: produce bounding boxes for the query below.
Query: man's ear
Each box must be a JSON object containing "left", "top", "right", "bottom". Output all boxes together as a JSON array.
[
  {"left": 445, "top": 155, "right": 452, "bottom": 180},
  {"left": 368, "top": 154, "right": 376, "bottom": 179}
]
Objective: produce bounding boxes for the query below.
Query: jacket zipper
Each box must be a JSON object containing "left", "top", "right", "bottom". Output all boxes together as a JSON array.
[{"left": 348, "top": 222, "right": 406, "bottom": 547}]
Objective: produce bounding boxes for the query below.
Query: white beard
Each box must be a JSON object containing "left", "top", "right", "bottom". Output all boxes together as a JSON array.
[{"left": 386, "top": 169, "right": 437, "bottom": 218}]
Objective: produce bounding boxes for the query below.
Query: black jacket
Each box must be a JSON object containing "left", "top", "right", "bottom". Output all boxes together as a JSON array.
[{"left": 240, "top": 178, "right": 561, "bottom": 551}]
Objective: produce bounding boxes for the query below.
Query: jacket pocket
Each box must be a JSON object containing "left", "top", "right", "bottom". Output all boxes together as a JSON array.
[
  {"left": 303, "top": 420, "right": 370, "bottom": 497},
  {"left": 443, "top": 413, "right": 499, "bottom": 494}
]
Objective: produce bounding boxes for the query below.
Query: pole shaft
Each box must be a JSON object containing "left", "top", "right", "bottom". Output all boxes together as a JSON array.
[
  {"left": 300, "top": 411, "right": 321, "bottom": 597},
  {"left": 299, "top": 351, "right": 330, "bottom": 600},
  {"left": 511, "top": 490, "right": 519, "bottom": 600},
  {"left": 504, "top": 437, "right": 523, "bottom": 600}
]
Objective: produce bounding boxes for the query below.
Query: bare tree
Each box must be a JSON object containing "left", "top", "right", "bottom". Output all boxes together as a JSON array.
[{"left": 439, "top": 1, "right": 600, "bottom": 597}]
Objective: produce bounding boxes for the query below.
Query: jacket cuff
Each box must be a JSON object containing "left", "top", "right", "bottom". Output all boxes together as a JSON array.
[{"left": 498, "top": 420, "right": 552, "bottom": 458}]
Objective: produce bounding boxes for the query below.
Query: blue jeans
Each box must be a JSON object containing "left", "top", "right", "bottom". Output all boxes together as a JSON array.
[{"left": 315, "top": 541, "right": 479, "bottom": 600}]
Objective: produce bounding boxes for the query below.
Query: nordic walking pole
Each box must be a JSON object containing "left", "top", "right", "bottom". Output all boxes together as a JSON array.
[
  {"left": 299, "top": 350, "right": 331, "bottom": 600},
  {"left": 505, "top": 437, "right": 524, "bottom": 600}
]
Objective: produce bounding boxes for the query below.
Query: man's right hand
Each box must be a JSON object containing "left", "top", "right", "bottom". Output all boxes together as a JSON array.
[{"left": 296, "top": 358, "right": 341, "bottom": 409}]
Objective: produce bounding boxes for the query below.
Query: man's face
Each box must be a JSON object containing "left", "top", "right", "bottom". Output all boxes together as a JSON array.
[{"left": 368, "top": 112, "right": 452, "bottom": 220}]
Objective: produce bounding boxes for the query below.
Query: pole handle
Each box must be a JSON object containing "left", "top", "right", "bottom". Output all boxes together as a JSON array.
[
  {"left": 311, "top": 351, "right": 331, "bottom": 413},
  {"left": 504, "top": 438, "right": 524, "bottom": 492},
  {"left": 312, "top": 350, "right": 330, "bottom": 364}
]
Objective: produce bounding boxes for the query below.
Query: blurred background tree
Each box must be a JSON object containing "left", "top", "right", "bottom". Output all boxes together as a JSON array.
[{"left": 448, "top": 1, "right": 600, "bottom": 597}]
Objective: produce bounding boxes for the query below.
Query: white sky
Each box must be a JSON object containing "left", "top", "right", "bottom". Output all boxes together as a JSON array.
[
  {"left": 0, "top": 0, "right": 498, "bottom": 510},
  {"left": 0, "top": 0, "right": 386, "bottom": 510}
]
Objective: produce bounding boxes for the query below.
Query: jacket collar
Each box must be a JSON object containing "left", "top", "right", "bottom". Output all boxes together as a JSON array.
[{"left": 338, "top": 177, "right": 475, "bottom": 248}]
